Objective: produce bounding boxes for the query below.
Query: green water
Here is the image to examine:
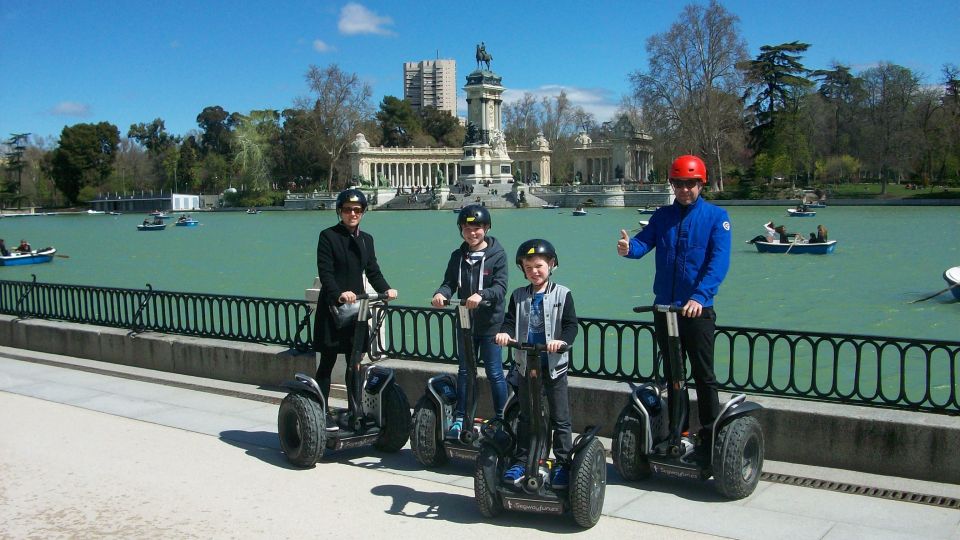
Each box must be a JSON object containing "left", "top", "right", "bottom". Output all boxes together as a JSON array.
[{"left": 2, "top": 206, "right": 958, "bottom": 341}]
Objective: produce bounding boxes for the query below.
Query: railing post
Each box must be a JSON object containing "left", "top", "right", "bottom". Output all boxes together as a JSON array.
[
  {"left": 15, "top": 274, "right": 37, "bottom": 319},
  {"left": 131, "top": 284, "right": 154, "bottom": 333}
]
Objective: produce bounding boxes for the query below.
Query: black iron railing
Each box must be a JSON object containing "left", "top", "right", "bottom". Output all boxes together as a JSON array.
[
  {"left": 1, "top": 277, "right": 313, "bottom": 350},
  {"left": 1, "top": 278, "right": 957, "bottom": 415},
  {"left": 375, "top": 305, "right": 960, "bottom": 415}
]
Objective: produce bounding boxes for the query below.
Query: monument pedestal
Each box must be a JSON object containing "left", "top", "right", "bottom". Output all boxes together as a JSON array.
[{"left": 459, "top": 144, "right": 514, "bottom": 185}]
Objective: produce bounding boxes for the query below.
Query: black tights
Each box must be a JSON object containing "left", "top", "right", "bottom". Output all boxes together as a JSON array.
[{"left": 315, "top": 347, "right": 364, "bottom": 417}]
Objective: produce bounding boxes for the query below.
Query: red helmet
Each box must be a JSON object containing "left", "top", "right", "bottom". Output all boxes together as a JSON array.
[{"left": 669, "top": 155, "right": 707, "bottom": 184}]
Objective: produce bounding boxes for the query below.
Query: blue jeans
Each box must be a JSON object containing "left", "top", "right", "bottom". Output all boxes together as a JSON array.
[{"left": 456, "top": 333, "right": 507, "bottom": 419}]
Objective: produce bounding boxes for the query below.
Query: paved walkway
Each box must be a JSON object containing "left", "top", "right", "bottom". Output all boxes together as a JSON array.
[{"left": 1, "top": 347, "right": 958, "bottom": 539}]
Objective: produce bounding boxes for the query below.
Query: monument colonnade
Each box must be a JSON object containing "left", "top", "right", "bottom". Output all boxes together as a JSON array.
[{"left": 351, "top": 137, "right": 463, "bottom": 189}]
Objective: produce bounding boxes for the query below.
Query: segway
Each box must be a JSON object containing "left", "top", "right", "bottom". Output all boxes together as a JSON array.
[
  {"left": 612, "top": 305, "right": 764, "bottom": 499},
  {"left": 474, "top": 341, "right": 606, "bottom": 529},
  {"left": 278, "top": 293, "right": 411, "bottom": 467},
  {"left": 410, "top": 300, "right": 518, "bottom": 466}
]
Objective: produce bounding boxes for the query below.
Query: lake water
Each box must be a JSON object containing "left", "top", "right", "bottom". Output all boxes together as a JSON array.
[{"left": 1, "top": 205, "right": 958, "bottom": 341}]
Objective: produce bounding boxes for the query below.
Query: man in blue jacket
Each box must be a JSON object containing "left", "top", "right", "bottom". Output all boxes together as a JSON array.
[{"left": 617, "top": 154, "right": 731, "bottom": 455}]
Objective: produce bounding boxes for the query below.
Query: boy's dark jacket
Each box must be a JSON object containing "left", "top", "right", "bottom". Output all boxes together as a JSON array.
[{"left": 434, "top": 236, "right": 508, "bottom": 336}]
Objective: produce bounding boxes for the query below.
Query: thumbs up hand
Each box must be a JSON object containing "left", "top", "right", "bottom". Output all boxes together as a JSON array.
[{"left": 617, "top": 229, "right": 631, "bottom": 257}]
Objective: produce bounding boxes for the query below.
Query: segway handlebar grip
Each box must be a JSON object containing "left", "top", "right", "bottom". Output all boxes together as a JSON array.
[
  {"left": 504, "top": 340, "right": 569, "bottom": 354},
  {"left": 435, "top": 299, "right": 491, "bottom": 307},
  {"left": 633, "top": 304, "right": 682, "bottom": 314},
  {"left": 356, "top": 293, "right": 391, "bottom": 301}
]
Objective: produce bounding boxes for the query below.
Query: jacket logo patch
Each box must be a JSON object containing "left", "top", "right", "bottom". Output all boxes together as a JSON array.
[{"left": 722, "top": 221, "right": 731, "bottom": 231}]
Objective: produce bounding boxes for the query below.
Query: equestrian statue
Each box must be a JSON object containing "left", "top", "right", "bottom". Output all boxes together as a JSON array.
[{"left": 475, "top": 42, "right": 492, "bottom": 71}]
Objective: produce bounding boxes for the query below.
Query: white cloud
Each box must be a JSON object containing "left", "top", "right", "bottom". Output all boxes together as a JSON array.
[
  {"left": 49, "top": 101, "right": 91, "bottom": 117},
  {"left": 338, "top": 3, "right": 394, "bottom": 36},
  {"left": 313, "top": 39, "right": 334, "bottom": 53},
  {"left": 501, "top": 85, "right": 620, "bottom": 122}
]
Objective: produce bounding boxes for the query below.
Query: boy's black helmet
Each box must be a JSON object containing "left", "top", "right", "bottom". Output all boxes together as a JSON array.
[
  {"left": 515, "top": 238, "right": 558, "bottom": 269},
  {"left": 336, "top": 188, "right": 367, "bottom": 211},
  {"left": 457, "top": 204, "right": 492, "bottom": 230}
]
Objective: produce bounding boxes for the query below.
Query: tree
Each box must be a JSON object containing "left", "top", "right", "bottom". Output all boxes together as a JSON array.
[
  {"left": 376, "top": 96, "right": 421, "bottom": 147},
  {"left": 740, "top": 41, "right": 814, "bottom": 154},
  {"left": 128, "top": 118, "right": 181, "bottom": 191},
  {"left": 50, "top": 122, "right": 120, "bottom": 204},
  {"left": 3, "top": 133, "right": 30, "bottom": 206},
  {"left": 232, "top": 109, "right": 280, "bottom": 192},
  {"left": 196, "top": 106, "right": 237, "bottom": 156},
  {"left": 128, "top": 119, "right": 177, "bottom": 154},
  {"left": 292, "top": 64, "right": 373, "bottom": 192},
  {"left": 629, "top": 0, "right": 748, "bottom": 191},
  {"left": 940, "top": 64, "right": 960, "bottom": 182},
  {"left": 177, "top": 136, "right": 201, "bottom": 192},
  {"left": 538, "top": 90, "right": 576, "bottom": 143},
  {"left": 502, "top": 92, "right": 538, "bottom": 147},
  {"left": 812, "top": 63, "right": 865, "bottom": 157},
  {"left": 860, "top": 63, "right": 920, "bottom": 190},
  {"left": 419, "top": 106, "right": 464, "bottom": 147}
]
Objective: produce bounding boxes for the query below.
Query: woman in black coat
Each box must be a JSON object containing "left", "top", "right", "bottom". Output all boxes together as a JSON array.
[{"left": 313, "top": 189, "right": 397, "bottom": 428}]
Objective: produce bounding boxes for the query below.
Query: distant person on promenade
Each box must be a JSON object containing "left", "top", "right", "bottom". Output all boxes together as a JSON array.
[
  {"left": 314, "top": 188, "right": 397, "bottom": 431},
  {"left": 431, "top": 204, "right": 508, "bottom": 438},
  {"left": 0, "top": 239, "right": 9, "bottom": 257},
  {"left": 617, "top": 154, "right": 731, "bottom": 463}
]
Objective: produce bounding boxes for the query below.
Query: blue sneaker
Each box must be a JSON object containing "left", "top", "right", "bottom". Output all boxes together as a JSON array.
[
  {"left": 551, "top": 465, "right": 569, "bottom": 489},
  {"left": 503, "top": 464, "right": 526, "bottom": 485},
  {"left": 446, "top": 418, "right": 463, "bottom": 439}
]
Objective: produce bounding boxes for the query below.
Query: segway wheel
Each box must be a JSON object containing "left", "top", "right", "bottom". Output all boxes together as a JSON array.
[
  {"left": 570, "top": 437, "right": 606, "bottom": 528},
  {"left": 410, "top": 395, "right": 448, "bottom": 467},
  {"left": 713, "top": 416, "right": 764, "bottom": 499},
  {"left": 374, "top": 382, "right": 412, "bottom": 452},
  {"left": 278, "top": 392, "right": 326, "bottom": 467},
  {"left": 611, "top": 408, "right": 651, "bottom": 481},
  {"left": 474, "top": 446, "right": 504, "bottom": 518}
]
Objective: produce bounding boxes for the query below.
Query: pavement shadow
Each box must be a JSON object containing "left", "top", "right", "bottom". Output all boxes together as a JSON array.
[
  {"left": 369, "top": 484, "right": 590, "bottom": 532},
  {"left": 605, "top": 463, "right": 732, "bottom": 503},
  {"left": 218, "top": 429, "right": 300, "bottom": 470},
  {"left": 329, "top": 448, "right": 480, "bottom": 480}
]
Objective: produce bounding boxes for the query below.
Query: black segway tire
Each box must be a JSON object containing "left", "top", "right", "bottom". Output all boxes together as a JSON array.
[
  {"left": 410, "top": 395, "right": 448, "bottom": 467},
  {"left": 570, "top": 437, "right": 606, "bottom": 528},
  {"left": 713, "top": 416, "right": 764, "bottom": 499},
  {"left": 612, "top": 408, "right": 651, "bottom": 481},
  {"left": 278, "top": 392, "right": 326, "bottom": 467},
  {"left": 374, "top": 382, "right": 412, "bottom": 452},
  {"left": 474, "top": 446, "right": 503, "bottom": 518}
]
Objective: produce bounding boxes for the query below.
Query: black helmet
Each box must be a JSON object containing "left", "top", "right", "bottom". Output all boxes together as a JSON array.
[
  {"left": 515, "top": 238, "right": 558, "bottom": 269},
  {"left": 336, "top": 188, "right": 367, "bottom": 211},
  {"left": 457, "top": 204, "right": 492, "bottom": 231}
]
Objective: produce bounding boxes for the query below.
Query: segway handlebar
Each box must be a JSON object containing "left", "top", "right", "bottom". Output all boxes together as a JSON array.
[
  {"left": 433, "top": 298, "right": 492, "bottom": 307},
  {"left": 355, "top": 292, "right": 392, "bottom": 301},
  {"left": 503, "top": 340, "right": 569, "bottom": 354},
  {"left": 633, "top": 304, "right": 682, "bottom": 314}
]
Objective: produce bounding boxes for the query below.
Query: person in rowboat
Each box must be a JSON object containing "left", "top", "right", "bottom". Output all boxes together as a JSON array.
[
  {"left": 0, "top": 239, "right": 9, "bottom": 257},
  {"left": 16, "top": 240, "right": 32, "bottom": 253}
]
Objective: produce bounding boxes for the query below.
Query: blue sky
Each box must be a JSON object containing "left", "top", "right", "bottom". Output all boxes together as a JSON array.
[{"left": 2, "top": 0, "right": 958, "bottom": 143}]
